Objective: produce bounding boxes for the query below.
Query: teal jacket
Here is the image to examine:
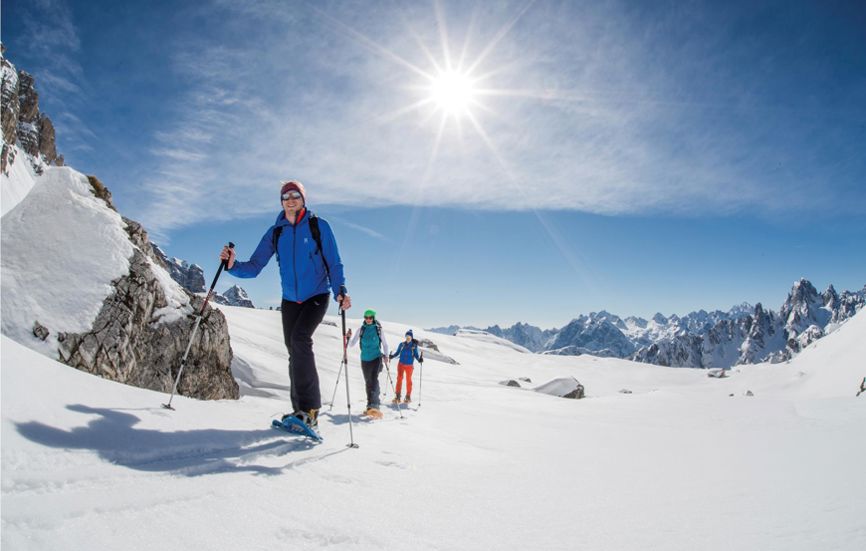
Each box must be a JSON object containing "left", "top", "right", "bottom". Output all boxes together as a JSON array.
[{"left": 348, "top": 321, "right": 390, "bottom": 362}]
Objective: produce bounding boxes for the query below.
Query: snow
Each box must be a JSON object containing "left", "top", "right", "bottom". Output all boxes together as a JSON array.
[
  {"left": 147, "top": 255, "right": 193, "bottom": 325},
  {"left": 0, "top": 144, "right": 38, "bottom": 216},
  {"left": 3, "top": 303, "right": 865, "bottom": 550},
  {"left": 533, "top": 376, "right": 582, "bottom": 397},
  {"left": 454, "top": 327, "right": 532, "bottom": 353},
  {"left": 1, "top": 166, "right": 133, "bottom": 352}
]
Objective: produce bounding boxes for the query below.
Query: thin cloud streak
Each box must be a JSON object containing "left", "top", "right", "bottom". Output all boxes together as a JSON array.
[{"left": 130, "top": 0, "right": 863, "bottom": 239}]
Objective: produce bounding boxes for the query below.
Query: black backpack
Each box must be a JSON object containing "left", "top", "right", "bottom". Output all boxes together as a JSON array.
[{"left": 272, "top": 213, "right": 331, "bottom": 281}]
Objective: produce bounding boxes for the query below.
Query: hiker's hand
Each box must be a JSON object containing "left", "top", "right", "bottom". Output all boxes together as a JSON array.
[
  {"left": 220, "top": 246, "right": 236, "bottom": 270},
  {"left": 346, "top": 329, "right": 352, "bottom": 339},
  {"left": 338, "top": 293, "right": 352, "bottom": 311}
]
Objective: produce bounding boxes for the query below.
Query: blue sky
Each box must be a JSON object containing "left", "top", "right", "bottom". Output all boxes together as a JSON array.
[{"left": 4, "top": 0, "right": 865, "bottom": 328}]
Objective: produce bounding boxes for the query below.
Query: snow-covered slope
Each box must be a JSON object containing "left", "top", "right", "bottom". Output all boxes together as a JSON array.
[
  {"left": 1, "top": 166, "right": 133, "bottom": 353},
  {"left": 0, "top": 144, "right": 38, "bottom": 216},
  {"left": 3, "top": 305, "right": 865, "bottom": 550}
]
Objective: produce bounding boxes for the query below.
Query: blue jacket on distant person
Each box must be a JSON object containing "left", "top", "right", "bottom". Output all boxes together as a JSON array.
[
  {"left": 391, "top": 334, "right": 422, "bottom": 365},
  {"left": 227, "top": 210, "right": 347, "bottom": 302}
]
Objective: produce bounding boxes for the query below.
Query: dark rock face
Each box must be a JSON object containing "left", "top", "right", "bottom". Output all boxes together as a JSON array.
[
  {"left": 151, "top": 244, "right": 206, "bottom": 294},
  {"left": 562, "top": 384, "right": 586, "bottom": 399},
  {"left": 57, "top": 217, "right": 238, "bottom": 401},
  {"left": 1, "top": 50, "right": 62, "bottom": 173},
  {"left": 1, "top": 49, "right": 19, "bottom": 171}
]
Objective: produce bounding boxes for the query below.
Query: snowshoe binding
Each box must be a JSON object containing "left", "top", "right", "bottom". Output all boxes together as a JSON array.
[{"left": 272, "top": 409, "right": 322, "bottom": 441}]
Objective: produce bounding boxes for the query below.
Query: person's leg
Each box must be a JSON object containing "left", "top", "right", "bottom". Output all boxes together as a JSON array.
[
  {"left": 371, "top": 357, "right": 382, "bottom": 409},
  {"left": 361, "top": 359, "right": 376, "bottom": 409},
  {"left": 405, "top": 364, "right": 415, "bottom": 399},
  {"left": 288, "top": 293, "right": 330, "bottom": 412},
  {"left": 281, "top": 299, "right": 302, "bottom": 412},
  {"left": 395, "top": 363, "right": 405, "bottom": 397}
]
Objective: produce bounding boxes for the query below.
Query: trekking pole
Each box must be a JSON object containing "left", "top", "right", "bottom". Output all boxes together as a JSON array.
[
  {"left": 162, "top": 242, "right": 234, "bottom": 410},
  {"left": 383, "top": 359, "right": 405, "bottom": 419},
  {"left": 416, "top": 353, "right": 423, "bottom": 409},
  {"left": 327, "top": 358, "right": 344, "bottom": 411},
  {"left": 342, "top": 307, "right": 359, "bottom": 448}
]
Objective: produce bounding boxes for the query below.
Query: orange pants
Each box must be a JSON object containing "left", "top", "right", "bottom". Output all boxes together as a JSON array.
[{"left": 395, "top": 363, "right": 414, "bottom": 397}]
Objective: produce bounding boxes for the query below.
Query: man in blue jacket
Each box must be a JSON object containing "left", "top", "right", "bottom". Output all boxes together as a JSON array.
[{"left": 220, "top": 180, "right": 351, "bottom": 432}]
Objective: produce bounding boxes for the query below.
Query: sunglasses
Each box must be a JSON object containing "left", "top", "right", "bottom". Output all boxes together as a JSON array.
[
  {"left": 281, "top": 191, "right": 302, "bottom": 201},
  {"left": 364, "top": 316, "right": 374, "bottom": 320}
]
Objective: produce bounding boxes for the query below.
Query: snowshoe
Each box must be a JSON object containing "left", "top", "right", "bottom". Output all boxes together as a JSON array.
[
  {"left": 271, "top": 409, "right": 321, "bottom": 441},
  {"left": 403, "top": 396, "right": 412, "bottom": 404},
  {"left": 391, "top": 395, "right": 402, "bottom": 404},
  {"left": 364, "top": 407, "right": 383, "bottom": 420}
]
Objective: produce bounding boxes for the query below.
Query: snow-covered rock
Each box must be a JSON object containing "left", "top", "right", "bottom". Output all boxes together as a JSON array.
[
  {"left": 1, "top": 57, "right": 236, "bottom": 400},
  {"left": 1, "top": 48, "right": 61, "bottom": 174},
  {"left": 1, "top": 165, "right": 238, "bottom": 400},
  {"left": 534, "top": 376, "right": 585, "bottom": 399}
]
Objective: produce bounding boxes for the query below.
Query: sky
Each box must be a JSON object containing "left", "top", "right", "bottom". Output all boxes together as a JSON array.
[{"left": 3, "top": 0, "right": 865, "bottom": 328}]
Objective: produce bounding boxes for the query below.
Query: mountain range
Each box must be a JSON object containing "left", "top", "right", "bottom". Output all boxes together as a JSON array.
[{"left": 430, "top": 281, "right": 865, "bottom": 368}]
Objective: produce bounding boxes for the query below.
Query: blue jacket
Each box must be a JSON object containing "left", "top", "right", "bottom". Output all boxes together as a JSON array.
[
  {"left": 227, "top": 210, "right": 347, "bottom": 302},
  {"left": 391, "top": 340, "right": 422, "bottom": 365}
]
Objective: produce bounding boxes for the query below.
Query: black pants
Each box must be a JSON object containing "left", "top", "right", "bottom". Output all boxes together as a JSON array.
[
  {"left": 360, "top": 357, "right": 382, "bottom": 409},
  {"left": 281, "top": 294, "right": 329, "bottom": 412}
]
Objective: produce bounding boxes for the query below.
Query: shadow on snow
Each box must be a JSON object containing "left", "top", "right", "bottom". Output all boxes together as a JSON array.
[{"left": 14, "top": 404, "right": 341, "bottom": 477}]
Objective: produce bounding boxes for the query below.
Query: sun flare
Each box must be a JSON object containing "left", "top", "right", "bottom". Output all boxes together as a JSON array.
[{"left": 429, "top": 70, "right": 477, "bottom": 117}]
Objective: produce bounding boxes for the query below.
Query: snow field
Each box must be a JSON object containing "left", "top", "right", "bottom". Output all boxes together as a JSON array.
[{"left": 2, "top": 307, "right": 865, "bottom": 550}]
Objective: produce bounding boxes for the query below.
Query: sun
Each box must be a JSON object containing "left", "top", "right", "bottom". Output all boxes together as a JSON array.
[{"left": 428, "top": 70, "right": 477, "bottom": 117}]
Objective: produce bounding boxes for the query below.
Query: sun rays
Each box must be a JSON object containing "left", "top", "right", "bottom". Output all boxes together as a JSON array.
[{"left": 314, "top": 1, "right": 543, "bottom": 182}]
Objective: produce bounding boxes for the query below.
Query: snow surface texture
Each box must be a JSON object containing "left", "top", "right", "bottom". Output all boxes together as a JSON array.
[
  {"left": 0, "top": 145, "right": 37, "bottom": 216},
  {"left": 1, "top": 166, "right": 133, "bottom": 353},
  {"left": 3, "top": 305, "right": 865, "bottom": 550}
]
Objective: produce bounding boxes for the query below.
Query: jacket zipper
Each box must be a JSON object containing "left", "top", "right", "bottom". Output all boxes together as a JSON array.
[{"left": 292, "top": 223, "right": 298, "bottom": 300}]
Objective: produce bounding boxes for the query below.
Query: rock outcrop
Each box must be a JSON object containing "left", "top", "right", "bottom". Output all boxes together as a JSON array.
[
  {"left": 1, "top": 53, "right": 236, "bottom": 401},
  {"left": 1, "top": 47, "right": 62, "bottom": 174},
  {"left": 55, "top": 184, "right": 238, "bottom": 400}
]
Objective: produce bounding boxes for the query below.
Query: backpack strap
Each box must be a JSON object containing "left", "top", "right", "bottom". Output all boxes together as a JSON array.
[
  {"left": 272, "top": 225, "right": 284, "bottom": 265},
  {"left": 309, "top": 214, "right": 331, "bottom": 281}
]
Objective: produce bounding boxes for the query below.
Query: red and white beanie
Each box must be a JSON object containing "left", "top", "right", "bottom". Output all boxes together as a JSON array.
[{"left": 280, "top": 180, "right": 307, "bottom": 204}]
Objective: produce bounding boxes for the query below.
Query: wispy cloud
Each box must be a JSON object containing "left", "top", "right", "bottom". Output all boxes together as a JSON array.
[
  {"left": 334, "top": 220, "right": 390, "bottom": 241},
  {"left": 133, "top": 0, "right": 865, "bottom": 238},
  {"left": 12, "top": 0, "right": 92, "bottom": 156}
]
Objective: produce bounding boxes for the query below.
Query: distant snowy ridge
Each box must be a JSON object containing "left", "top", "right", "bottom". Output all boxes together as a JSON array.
[
  {"left": 213, "top": 284, "right": 255, "bottom": 308},
  {"left": 432, "top": 280, "right": 864, "bottom": 368},
  {"left": 151, "top": 243, "right": 206, "bottom": 293}
]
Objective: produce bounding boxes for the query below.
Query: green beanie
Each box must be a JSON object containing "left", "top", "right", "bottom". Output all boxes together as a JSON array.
[{"left": 364, "top": 309, "right": 376, "bottom": 319}]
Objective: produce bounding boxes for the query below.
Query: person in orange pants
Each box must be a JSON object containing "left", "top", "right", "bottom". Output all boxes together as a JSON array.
[{"left": 389, "top": 330, "right": 423, "bottom": 403}]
